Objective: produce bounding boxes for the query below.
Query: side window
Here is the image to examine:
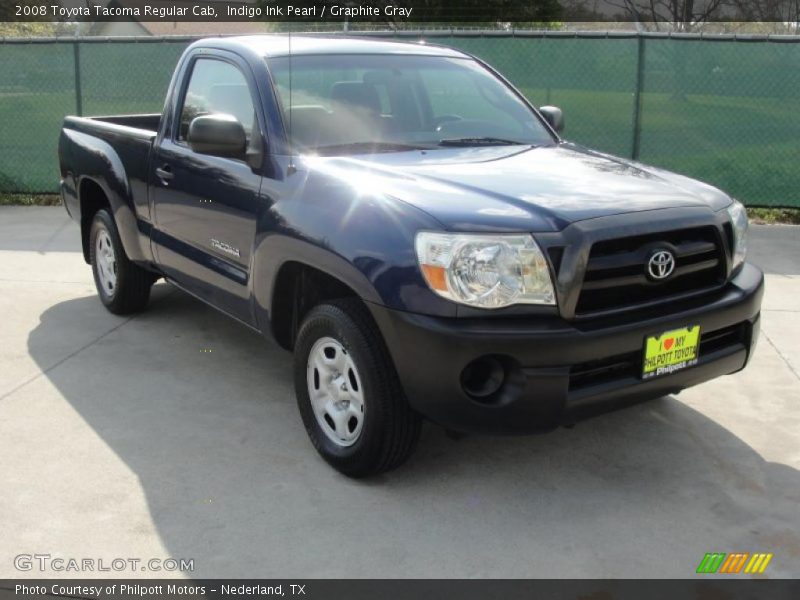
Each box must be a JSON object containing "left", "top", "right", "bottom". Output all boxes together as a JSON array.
[{"left": 178, "top": 58, "right": 256, "bottom": 141}]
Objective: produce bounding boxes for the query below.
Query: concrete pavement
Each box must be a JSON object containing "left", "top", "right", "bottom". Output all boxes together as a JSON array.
[{"left": 1, "top": 206, "right": 798, "bottom": 578}]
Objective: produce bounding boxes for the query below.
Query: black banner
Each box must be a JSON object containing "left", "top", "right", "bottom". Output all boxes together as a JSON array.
[
  {"left": 3, "top": 0, "right": 797, "bottom": 23},
  {"left": 2, "top": 580, "right": 800, "bottom": 600}
]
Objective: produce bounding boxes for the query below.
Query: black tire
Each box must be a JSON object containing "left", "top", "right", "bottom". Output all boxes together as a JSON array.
[
  {"left": 294, "top": 298, "right": 422, "bottom": 477},
  {"left": 89, "top": 209, "right": 153, "bottom": 315}
]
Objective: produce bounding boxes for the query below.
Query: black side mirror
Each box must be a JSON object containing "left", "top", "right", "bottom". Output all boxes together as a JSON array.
[
  {"left": 539, "top": 106, "right": 564, "bottom": 134},
  {"left": 187, "top": 114, "right": 246, "bottom": 158}
]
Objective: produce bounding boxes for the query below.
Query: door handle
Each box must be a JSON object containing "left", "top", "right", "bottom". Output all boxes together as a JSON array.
[{"left": 155, "top": 165, "right": 174, "bottom": 183}]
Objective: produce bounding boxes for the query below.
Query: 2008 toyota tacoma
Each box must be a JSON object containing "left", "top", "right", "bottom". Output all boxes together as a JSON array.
[{"left": 58, "top": 36, "right": 764, "bottom": 477}]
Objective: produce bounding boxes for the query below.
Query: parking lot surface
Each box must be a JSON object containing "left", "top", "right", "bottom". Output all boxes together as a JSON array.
[{"left": 1, "top": 206, "right": 798, "bottom": 578}]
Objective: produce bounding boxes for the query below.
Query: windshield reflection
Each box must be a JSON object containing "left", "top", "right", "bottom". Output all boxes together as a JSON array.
[{"left": 267, "top": 54, "right": 555, "bottom": 155}]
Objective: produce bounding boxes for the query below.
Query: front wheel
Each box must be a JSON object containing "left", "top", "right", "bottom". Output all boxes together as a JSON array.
[{"left": 293, "top": 299, "right": 422, "bottom": 477}]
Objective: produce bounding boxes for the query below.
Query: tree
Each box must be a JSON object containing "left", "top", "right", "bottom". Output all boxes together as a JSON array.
[
  {"left": 0, "top": 0, "right": 78, "bottom": 38},
  {"left": 732, "top": 0, "right": 800, "bottom": 33},
  {"left": 603, "top": 0, "right": 729, "bottom": 31},
  {"left": 0, "top": 22, "right": 60, "bottom": 37},
  {"left": 602, "top": 0, "right": 730, "bottom": 103}
]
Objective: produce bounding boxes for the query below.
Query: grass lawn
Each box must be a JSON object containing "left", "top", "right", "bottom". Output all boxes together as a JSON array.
[
  {"left": 748, "top": 207, "right": 800, "bottom": 225},
  {"left": 0, "top": 193, "right": 61, "bottom": 206},
  {"left": 0, "top": 40, "right": 181, "bottom": 194},
  {"left": 0, "top": 91, "right": 165, "bottom": 194},
  {"left": 1, "top": 61, "right": 797, "bottom": 209},
  {"left": 517, "top": 87, "right": 800, "bottom": 208}
]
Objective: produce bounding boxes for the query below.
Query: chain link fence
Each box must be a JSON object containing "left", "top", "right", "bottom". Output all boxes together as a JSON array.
[{"left": 1, "top": 31, "right": 798, "bottom": 206}]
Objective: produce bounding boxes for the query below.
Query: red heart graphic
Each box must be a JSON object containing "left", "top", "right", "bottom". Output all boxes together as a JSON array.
[{"left": 663, "top": 338, "right": 675, "bottom": 350}]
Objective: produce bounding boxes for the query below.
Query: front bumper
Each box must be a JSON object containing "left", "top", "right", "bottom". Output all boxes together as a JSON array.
[{"left": 368, "top": 263, "right": 764, "bottom": 434}]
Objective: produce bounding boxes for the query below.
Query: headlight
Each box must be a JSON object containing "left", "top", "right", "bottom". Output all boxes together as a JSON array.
[
  {"left": 726, "top": 200, "right": 748, "bottom": 272},
  {"left": 415, "top": 232, "right": 556, "bottom": 308}
]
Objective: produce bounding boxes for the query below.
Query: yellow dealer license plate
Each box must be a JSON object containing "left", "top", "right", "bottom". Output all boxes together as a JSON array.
[{"left": 642, "top": 325, "right": 701, "bottom": 380}]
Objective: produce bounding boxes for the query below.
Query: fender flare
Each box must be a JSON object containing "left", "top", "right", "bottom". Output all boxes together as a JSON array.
[
  {"left": 66, "top": 128, "right": 149, "bottom": 263},
  {"left": 252, "top": 234, "right": 383, "bottom": 333}
]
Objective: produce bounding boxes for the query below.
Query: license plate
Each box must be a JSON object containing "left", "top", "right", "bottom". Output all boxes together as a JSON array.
[{"left": 642, "top": 325, "right": 701, "bottom": 380}]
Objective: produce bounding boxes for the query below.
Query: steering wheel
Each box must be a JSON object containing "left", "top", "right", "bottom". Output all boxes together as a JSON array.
[{"left": 432, "top": 115, "right": 463, "bottom": 130}]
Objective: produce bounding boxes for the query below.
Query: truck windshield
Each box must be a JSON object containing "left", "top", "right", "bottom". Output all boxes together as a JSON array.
[{"left": 267, "top": 54, "right": 555, "bottom": 155}]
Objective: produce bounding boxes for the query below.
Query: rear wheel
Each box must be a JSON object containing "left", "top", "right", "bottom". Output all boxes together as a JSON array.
[
  {"left": 89, "top": 209, "right": 153, "bottom": 315},
  {"left": 294, "top": 299, "right": 422, "bottom": 477}
]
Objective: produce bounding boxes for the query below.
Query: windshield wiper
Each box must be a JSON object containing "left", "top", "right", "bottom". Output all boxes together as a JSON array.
[
  {"left": 438, "top": 137, "right": 528, "bottom": 147},
  {"left": 311, "top": 141, "right": 431, "bottom": 155}
]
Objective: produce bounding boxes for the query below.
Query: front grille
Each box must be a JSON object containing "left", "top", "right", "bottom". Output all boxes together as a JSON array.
[
  {"left": 568, "top": 321, "right": 748, "bottom": 392},
  {"left": 576, "top": 226, "right": 726, "bottom": 317}
]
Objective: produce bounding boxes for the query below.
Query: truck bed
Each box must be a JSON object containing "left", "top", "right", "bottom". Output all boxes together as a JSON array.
[
  {"left": 59, "top": 113, "right": 161, "bottom": 236},
  {"left": 63, "top": 113, "right": 161, "bottom": 139},
  {"left": 89, "top": 113, "right": 162, "bottom": 132}
]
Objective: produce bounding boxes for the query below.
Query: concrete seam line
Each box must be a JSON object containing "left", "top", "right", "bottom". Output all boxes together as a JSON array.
[
  {"left": 0, "top": 317, "right": 135, "bottom": 402},
  {"left": 0, "top": 288, "right": 178, "bottom": 403},
  {"left": 37, "top": 217, "right": 72, "bottom": 254},
  {"left": 760, "top": 330, "right": 800, "bottom": 382},
  {"left": 0, "top": 279, "right": 89, "bottom": 284}
]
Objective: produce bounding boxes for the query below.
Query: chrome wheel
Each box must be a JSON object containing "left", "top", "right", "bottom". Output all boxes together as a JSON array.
[
  {"left": 95, "top": 229, "right": 117, "bottom": 296},
  {"left": 306, "top": 337, "right": 365, "bottom": 447}
]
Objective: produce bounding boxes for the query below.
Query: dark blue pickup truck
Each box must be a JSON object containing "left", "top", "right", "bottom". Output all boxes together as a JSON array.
[{"left": 59, "top": 35, "right": 763, "bottom": 477}]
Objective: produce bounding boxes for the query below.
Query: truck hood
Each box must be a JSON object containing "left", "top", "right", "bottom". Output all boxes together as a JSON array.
[{"left": 305, "top": 143, "right": 732, "bottom": 232}]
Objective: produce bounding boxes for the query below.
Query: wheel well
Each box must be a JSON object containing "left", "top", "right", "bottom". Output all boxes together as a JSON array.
[
  {"left": 79, "top": 179, "right": 111, "bottom": 263},
  {"left": 271, "top": 262, "right": 361, "bottom": 351}
]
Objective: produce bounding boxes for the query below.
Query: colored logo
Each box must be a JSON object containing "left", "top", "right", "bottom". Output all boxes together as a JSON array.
[
  {"left": 647, "top": 249, "right": 676, "bottom": 280},
  {"left": 696, "top": 552, "right": 773, "bottom": 574}
]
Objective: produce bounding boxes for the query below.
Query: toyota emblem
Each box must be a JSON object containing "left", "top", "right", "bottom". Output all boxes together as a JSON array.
[{"left": 647, "top": 250, "right": 676, "bottom": 280}]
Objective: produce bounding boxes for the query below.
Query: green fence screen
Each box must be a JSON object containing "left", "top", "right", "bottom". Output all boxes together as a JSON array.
[{"left": 1, "top": 32, "right": 798, "bottom": 206}]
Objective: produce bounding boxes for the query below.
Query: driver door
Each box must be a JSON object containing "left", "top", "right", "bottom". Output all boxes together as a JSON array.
[{"left": 151, "top": 52, "right": 264, "bottom": 324}]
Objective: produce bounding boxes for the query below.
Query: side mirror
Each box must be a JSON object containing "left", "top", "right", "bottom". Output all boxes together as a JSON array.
[
  {"left": 187, "top": 114, "right": 246, "bottom": 158},
  {"left": 539, "top": 106, "right": 564, "bottom": 134}
]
